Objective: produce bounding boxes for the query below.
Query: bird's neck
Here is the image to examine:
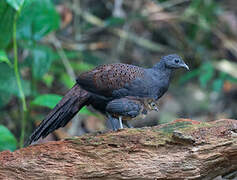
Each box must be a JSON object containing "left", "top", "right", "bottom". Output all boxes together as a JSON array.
[{"left": 152, "top": 60, "right": 172, "bottom": 77}]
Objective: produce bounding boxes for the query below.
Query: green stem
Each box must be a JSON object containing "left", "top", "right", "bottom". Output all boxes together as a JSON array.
[{"left": 13, "top": 12, "right": 27, "bottom": 148}]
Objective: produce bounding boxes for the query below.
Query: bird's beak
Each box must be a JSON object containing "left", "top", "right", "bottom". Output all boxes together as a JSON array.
[{"left": 181, "top": 63, "right": 189, "bottom": 70}]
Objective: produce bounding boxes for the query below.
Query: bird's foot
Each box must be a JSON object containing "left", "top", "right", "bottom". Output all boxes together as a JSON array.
[{"left": 106, "top": 113, "right": 119, "bottom": 131}]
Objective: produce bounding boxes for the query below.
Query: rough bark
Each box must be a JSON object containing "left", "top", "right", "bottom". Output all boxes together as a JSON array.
[{"left": 0, "top": 119, "right": 237, "bottom": 180}]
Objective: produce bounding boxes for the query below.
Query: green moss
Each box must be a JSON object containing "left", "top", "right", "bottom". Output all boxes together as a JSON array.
[
  {"left": 66, "top": 120, "right": 215, "bottom": 149},
  {"left": 178, "top": 121, "right": 211, "bottom": 134},
  {"left": 159, "top": 121, "right": 193, "bottom": 133}
]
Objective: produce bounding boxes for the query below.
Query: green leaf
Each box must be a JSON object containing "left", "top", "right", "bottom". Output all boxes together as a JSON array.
[
  {"left": 179, "top": 69, "right": 200, "bottom": 84},
  {"left": 42, "top": 74, "right": 54, "bottom": 87},
  {"left": 44, "top": 50, "right": 79, "bottom": 62},
  {"left": 32, "top": 94, "right": 63, "bottom": 109},
  {"left": 199, "top": 62, "right": 214, "bottom": 88},
  {"left": 212, "top": 72, "right": 226, "bottom": 92},
  {"left": 0, "top": 125, "right": 17, "bottom": 151},
  {"left": 0, "top": 63, "right": 31, "bottom": 97},
  {"left": 79, "top": 107, "right": 95, "bottom": 116},
  {"left": 212, "top": 79, "right": 223, "bottom": 92},
  {"left": 71, "top": 61, "right": 95, "bottom": 72},
  {"left": 0, "top": 50, "right": 12, "bottom": 66},
  {"left": 105, "top": 16, "right": 125, "bottom": 27},
  {"left": 0, "top": 90, "right": 12, "bottom": 108},
  {"left": 6, "top": 0, "right": 24, "bottom": 11},
  {"left": 0, "top": 1, "right": 15, "bottom": 49},
  {"left": 17, "top": 0, "right": 60, "bottom": 41},
  {"left": 60, "top": 73, "right": 75, "bottom": 89},
  {"left": 32, "top": 94, "right": 95, "bottom": 115},
  {"left": 30, "top": 46, "right": 54, "bottom": 79}
]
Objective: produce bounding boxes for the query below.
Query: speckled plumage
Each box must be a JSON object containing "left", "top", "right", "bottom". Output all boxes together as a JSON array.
[
  {"left": 77, "top": 63, "right": 145, "bottom": 97},
  {"left": 26, "top": 54, "right": 189, "bottom": 145}
]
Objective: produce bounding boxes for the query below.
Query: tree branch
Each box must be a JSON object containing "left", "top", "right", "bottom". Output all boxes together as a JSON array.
[{"left": 0, "top": 119, "right": 237, "bottom": 179}]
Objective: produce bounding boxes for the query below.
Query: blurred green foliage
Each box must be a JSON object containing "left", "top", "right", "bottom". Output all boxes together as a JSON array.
[
  {"left": 0, "top": 50, "right": 12, "bottom": 66},
  {"left": 0, "top": 125, "right": 17, "bottom": 151},
  {"left": 17, "top": 0, "right": 60, "bottom": 41},
  {"left": 0, "top": 0, "right": 237, "bottom": 151},
  {"left": 0, "top": 1, "right": 15, "bottom": 49},
  {"left": 32, "top": 94, "right": 63, "bottom": 109},
  {"left": 0, "top": 0, "right": 95, "bottom": 149}
]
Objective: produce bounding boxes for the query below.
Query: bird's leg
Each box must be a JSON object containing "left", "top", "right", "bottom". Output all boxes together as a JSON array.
[
  {"left": 119, "top": 116, "right": 123, "bottom": 129},
  {"left": 106, "top": 113, "right": 119, "bottom": 131},
  {"left": 123, "top": 121, "right": 133, "bottom": 128}
]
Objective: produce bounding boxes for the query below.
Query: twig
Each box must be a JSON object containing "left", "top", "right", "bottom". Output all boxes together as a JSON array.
[
  {"left": 157, "top": 0, "right": 190, "bottom": 10},
  {"left": 48, "top": 34, "right": 84, "bottom": 136},
  {"left": 73, "top": 0, "right": 81, "bottom": 40},
  {"left": 13, "top": 11, "right": 27, "bottom": 148},
  {"left": 49, "top": 34, "right": 76, "bottom": 81},
  {"left": 70, "top": 6, "right": 167, "bottom": 52},
  {"left": 215, "top": 30, "right": 237, "bottom": 58},
  {"left": 213, "top": 60, "right": 237, "bottom": 79},
  {"left": 113, "top": 0, "right": 125, "bottom": 17}
]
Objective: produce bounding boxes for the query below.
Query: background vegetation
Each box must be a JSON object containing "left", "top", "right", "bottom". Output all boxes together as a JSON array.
[{"left": 0, "top": 0, "right": 237, "bottom": 151}]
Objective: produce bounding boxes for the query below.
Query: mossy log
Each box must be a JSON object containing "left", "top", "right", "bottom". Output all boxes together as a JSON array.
[{"left": 0, "top": 119, "right": 237, "bottom": 179}]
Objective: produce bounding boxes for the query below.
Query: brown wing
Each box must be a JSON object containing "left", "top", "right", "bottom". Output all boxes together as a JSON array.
[{"left": 76, "top": 63, "right": 145, "bottom": 97}]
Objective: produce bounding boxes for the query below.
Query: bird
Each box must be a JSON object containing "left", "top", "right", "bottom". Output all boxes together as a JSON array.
[
  {"left": 26, "top": 54, "right": 189, "bottom": 145},
  {"left": 106, "top": 96, "right": 159, "bottom": 129}
]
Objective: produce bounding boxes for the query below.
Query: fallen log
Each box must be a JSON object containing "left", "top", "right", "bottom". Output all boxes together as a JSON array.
[{"left": 0, "top": 119, "right": 237, "bottom": 179}]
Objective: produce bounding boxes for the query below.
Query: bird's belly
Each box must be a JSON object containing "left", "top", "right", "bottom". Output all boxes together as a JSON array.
[
  {"left": 123, "top": 113, "right": 147, "bottom": 121},
  {"left": 136, "top": 113, "right": 146, "bottom": 119}
]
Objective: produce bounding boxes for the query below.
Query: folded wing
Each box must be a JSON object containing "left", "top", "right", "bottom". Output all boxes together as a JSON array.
[{"left": 76, "top": 63, "right": 145, "bottom": 97}]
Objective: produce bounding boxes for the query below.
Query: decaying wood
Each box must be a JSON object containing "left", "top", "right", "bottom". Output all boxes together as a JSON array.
[{"left": 0, "top": 119, "right": 237, "bottom": 180}]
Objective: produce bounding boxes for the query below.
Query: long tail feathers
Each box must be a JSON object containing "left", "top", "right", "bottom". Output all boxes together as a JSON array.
[{"left": 25, "top": 84, "right": 90, "bottom": 146}]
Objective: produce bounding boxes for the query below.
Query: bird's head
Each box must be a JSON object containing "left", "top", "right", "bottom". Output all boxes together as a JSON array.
[
  {"left": 144, "top": 99, "right": 159, "bottom": 112},
  {"left": 161, "top": 54, "right": 189, "bottom": 70}
]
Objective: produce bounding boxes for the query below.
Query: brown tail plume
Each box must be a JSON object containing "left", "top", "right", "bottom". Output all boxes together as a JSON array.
[{"left": 25, "top": 84, "right": 90, "bottom": 146}]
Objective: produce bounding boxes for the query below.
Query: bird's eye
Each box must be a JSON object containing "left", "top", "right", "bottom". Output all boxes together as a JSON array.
[
  {"left": 150, "top": 102, "right": 156, "bottom": 107},
  {"left": 174, "top": 59, "right": 179, "bottom": 63}
]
